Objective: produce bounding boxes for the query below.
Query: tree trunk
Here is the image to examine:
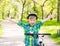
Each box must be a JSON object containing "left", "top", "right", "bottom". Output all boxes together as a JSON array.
[
  {"left": 21, "top": 5, "right": 24, "bottom": 21},
  {"left": 21, "top": 0, "right": 26, "bottom": 21},
  {"left": 33, "top": 0, "right": 36, "bottom": 11},
  {"left": 46, "top": 8, "right": 54, "bottom": 18},
  {"left": 57, "top": 0, "right": 60, "bottom": 22},
  {"left": 41, "top": 0, "right": 48, "bottom": 19},
  {"left": 2, "top": 12, "right": 4, "bottom": 19},
  {"left": 27, "top": 6, "right": 29, "bottom": 15},
  {"left": 41, "top": 6, "right": 44, "bottom": 19}
]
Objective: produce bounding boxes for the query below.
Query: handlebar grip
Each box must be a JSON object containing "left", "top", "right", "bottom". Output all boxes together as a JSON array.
[
  {"left": 25, "top": 33, "right": 51, "bottom": 35},
  {"left": 25, "top": 33, "right": 33, "bottom": 35},
  {"left": 38, "top": 33, "right": 51, "bottom": 35}
]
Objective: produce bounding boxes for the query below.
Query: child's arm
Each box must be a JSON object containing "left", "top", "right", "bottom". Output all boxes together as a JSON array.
[
  {"left": 42, "top": 14, "right": 55, "bottom": 23},
  {"left": 8, "top": 15, "right": 22, "bottom": 24},
  {"left": 8, "top": 18, "right": 18, "bottom": 24},
  {"left": 8, "top": 16, "right": 25, "bottom": 27},
  {"left": 11, "top": 19, "right": 18, "bottom": 24}
]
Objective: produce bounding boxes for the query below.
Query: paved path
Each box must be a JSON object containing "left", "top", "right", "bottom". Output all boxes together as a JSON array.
[
  {"left": 0, "top": 19, "right": 25, "bottom": 46},
  {"left": 0, "top": 19, "right": 60, "bottom": 46},
  {"left": 43, "top": 36, "right": 60, "bottom": 46}
]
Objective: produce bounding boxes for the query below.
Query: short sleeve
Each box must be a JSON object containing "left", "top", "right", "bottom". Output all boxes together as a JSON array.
[
  {"left": 37, "top": 21, "right": 43, "bottom": 28},
  {"left": 17, "top": 21, "right": 25, "bottom": 27}
]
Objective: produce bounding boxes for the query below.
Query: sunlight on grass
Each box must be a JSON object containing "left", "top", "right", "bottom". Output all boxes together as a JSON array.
[
  {"left": 40, "top": 26, "right": 60, "bottom": 33},
  {"left": 40, "top": 26, "right": 60, "bottom": 45},
  {"left": 22, "top": 19, "right": 60, "bottom": 26},
  {"left": 43, "top": 20, "right": 60, "bottom": 26},
  {"left": 54, "top": 37, "right": 60, "bottom": 45}
]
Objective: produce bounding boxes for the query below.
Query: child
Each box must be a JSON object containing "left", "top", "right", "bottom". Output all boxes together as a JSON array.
[{"left": 10, "top": 13, "right": 54, "bottom": 46}]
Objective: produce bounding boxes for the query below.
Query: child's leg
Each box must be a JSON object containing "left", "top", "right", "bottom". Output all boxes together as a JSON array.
[
  {"left": 24, "top": 37, "right": 30, "bottom": 46},
  {"left": 33, "top": 38, "right": 37, "bottom": 46}
]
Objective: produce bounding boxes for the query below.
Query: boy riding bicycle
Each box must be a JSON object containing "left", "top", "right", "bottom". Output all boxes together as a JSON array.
[{"left": 9, "top": 13, "right": 54, "bottom": 46}]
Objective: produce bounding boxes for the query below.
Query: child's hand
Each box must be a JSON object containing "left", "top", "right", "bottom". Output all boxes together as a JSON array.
[
  {"left": 48, "top": 14, "right": 55, "bottom": 19},
  {"left": 42, "top": 13, "right": 55, "bottom": 23}
]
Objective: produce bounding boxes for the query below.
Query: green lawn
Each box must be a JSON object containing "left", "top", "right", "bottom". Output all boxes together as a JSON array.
[
  {"left": 43, "top": 20, "right": 60, "bottom": 26},
  {"left": 22, "top": 19, "right": 60, "bottom": 26},
  {"left": 1, "top": 18, "right": 60, "bottom": 26},
  {"left": 40, "top": 26, "right": 60, "bottom": 45},
  {"left": 51, "top": 34, "right": 60, "bottom": 45}
]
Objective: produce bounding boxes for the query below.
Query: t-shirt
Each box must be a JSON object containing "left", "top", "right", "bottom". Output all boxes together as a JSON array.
[{"left": 18, "top": 21, "right": 43, "bottom": 46}]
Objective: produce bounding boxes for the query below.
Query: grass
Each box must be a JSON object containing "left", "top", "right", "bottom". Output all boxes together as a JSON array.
[
  {"left": 40, "top": 26, "right": 60, "bottom": 45},
  {"left": 0, "top": 18, "right": 60, "bottom": 26},
  {"left": 22, "top": 19, "right": 60, "bottom": 26},
  {"left": 43, "top": 20, "right": 60, "bottom": 26},
  {"left": 50, "top": 33, "right": 60, "bottom": 45},
  {"left": 0, "top": 24, "right": 3, "bottom": 37}
]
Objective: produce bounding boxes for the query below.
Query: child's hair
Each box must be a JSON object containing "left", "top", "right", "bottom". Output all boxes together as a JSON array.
[{"left": 27, "top": 14, "right": 38, "bottom": 19}]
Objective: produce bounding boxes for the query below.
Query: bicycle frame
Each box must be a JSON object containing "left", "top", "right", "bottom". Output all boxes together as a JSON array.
[{"left": 25, "top": 33, "right": 51, "bottom": 46}]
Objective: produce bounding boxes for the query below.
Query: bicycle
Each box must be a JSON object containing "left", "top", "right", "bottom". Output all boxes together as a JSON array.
[{"left": 25, "top": 32, "right": 51, "bottom": 46}]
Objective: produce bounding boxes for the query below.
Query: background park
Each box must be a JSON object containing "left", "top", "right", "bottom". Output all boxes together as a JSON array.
[{"left": 0, "top": 0, "right": 60, "bottom": 46}]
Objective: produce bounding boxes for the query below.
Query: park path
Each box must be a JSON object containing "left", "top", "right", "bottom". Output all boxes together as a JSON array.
[
  {"left": 0, "top": 18, "right": 25, "bottom": 46},
  {"left": 0, "top": 18, "right": 60, "bottom": 46}
]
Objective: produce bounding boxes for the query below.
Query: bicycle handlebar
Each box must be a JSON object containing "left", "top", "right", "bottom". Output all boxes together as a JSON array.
[{"left": 25, "top": 33, "right": 51, "bottom": 36}]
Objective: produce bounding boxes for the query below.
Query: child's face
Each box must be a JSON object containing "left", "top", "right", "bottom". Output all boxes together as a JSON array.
[{"left": 28, "top": 16, "right": 36, "bottom": 26}]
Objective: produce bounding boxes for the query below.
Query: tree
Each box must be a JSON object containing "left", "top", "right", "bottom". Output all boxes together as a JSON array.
[
  {"left": 41, "top": 0, "right": 48, "bottom": 19},
  {"left": 32, "top": 0, "right": 48, "bottom": 19},
  {"left": 46, "top": 8, "right": 54, "bottom": 18},
  {"left": 0, "top": 0, "right": 57, "bottom": 21},
  {"left": 57, "top": 0, "right": 60, "bottom": 22},
  {"left": 21, "top": 0, "right": 26, "bottom": 21},
  {"left": 32, "top": 0, "right": 36, "bottom": 11}
]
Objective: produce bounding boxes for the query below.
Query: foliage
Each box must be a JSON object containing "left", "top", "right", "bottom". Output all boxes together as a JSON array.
[{"left": 0, "top": 0, "right": 58, "bottom": 21}]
